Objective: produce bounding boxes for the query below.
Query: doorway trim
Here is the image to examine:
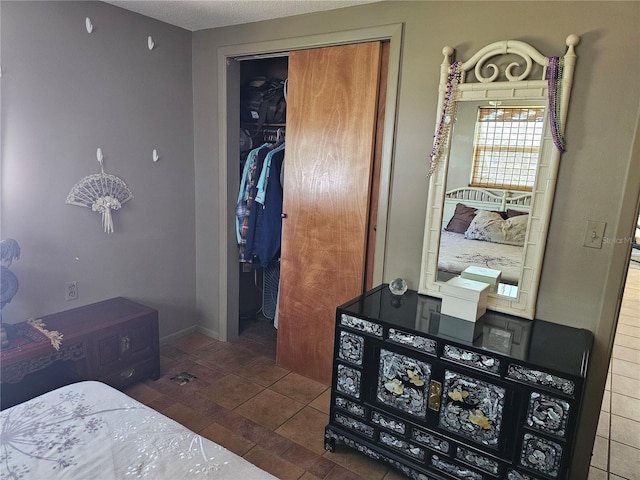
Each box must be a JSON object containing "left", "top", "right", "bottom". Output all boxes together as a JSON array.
[{"left": 216, "top": 23, "right": 404, "bottom": 341}]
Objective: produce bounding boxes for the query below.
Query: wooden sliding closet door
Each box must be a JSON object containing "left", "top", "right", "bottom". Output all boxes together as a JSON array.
[{"left": 276, "top": 42, "right": 382, "bottom": 385}]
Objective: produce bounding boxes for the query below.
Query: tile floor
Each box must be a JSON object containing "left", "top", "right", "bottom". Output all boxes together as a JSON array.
[
  {"left": 589, "top": 262, "right": 640, "bottom": 480},
  {"left": 123, "top": 264, "right": 640, "bottom": 480},
  {"left": 124, "top": 317, "right": 405, "bottom": 480}
]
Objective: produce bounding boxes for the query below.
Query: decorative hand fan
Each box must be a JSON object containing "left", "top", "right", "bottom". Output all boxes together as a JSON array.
[{"left": 66, "top": 149, "right": 133, "bottom": 233}]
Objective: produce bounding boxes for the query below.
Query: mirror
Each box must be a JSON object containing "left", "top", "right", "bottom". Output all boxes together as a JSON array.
[
  {"left": 438, "top": 99, "right": 544, "bottom": 296},
  {"left": 419, "top": 35, "right": 580, "bottom": 319}
]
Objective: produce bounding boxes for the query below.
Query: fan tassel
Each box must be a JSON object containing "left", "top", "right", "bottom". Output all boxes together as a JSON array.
[{"left": 102, "top": 208, "right": 114, "bottom": 234}]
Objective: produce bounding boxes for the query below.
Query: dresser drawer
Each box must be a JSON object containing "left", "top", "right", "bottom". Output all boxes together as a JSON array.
[
  {"left": 99, "top": 357, "right": 159, "bottom": 390},
  {"left": 89, "top": 313, "right": 158, "bottom": 378}
]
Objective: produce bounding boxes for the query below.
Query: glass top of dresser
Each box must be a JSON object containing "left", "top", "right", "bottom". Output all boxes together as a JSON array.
[{"left": 337, "top": 285, "right": 593, "bottom": 377}]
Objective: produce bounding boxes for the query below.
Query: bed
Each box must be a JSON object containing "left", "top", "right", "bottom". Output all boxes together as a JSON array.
[
  {"left": 438, "top": 187, "right": 532, "bottom": 285},
  {"left": 0, "top": 381, "right": 277, "bottom": 479}
]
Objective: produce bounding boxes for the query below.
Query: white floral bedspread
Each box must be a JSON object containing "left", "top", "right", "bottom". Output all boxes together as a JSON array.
[
  {"left": 0, "top": 381, "right": 276, "bottom": 480},
  {"left": 438, "top": 231, "right": 524, "bottom": 285}
]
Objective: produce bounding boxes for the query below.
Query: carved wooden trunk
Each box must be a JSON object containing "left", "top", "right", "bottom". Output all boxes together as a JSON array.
[{"left": 1, "top": 297, "right": 159, "bottom": 409}]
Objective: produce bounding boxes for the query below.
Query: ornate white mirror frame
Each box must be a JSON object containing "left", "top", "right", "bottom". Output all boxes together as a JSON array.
[{"left": 419, "top": 35, "right": 579, "bottom": 319}]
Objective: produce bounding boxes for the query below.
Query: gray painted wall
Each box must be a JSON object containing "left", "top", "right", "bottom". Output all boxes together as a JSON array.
[
  {"left": 1, "top": 1, "right": 195, "bottom": 339},
  {"left": 191, "top": 2, "right": 639, "bottom": 477}
]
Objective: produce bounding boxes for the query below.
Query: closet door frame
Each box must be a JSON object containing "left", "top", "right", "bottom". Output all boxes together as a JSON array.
[{"left": 217, "top": 24, "right": 403, "bottom": 341}]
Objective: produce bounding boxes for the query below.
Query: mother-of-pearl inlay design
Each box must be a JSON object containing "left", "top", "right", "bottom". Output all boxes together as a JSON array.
[{"left": 438, "top": 370, "right": 505, "bottom": 449}]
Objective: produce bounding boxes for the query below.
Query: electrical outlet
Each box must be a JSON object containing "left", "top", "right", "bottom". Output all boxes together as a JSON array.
[{"left": 65, "top": 281, "right": 78, "bottom": 301}]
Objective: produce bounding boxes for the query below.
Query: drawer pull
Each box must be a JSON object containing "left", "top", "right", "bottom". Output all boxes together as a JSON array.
[
  {"left": 120, "top": 335, "right": 130, "bottom": 353},
  {"left": 120, "top": 368, "right": 135, "bottom": 379},
  {"left": 428, "top": 380, "right": 442, "bottom": 411}
]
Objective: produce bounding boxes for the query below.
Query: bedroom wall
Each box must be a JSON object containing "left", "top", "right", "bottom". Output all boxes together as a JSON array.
[
  {"left": 192, "top": 1, "right": 639, "bottom": 477},
  {"left": 0, "top": 1, "right": 196, "bottom": 339},
  {"left": 2, "top": 1, "right": 638, "bottom": 477},
  {"left": 192, "top": 0, "right": 640, "bottom": 333}
]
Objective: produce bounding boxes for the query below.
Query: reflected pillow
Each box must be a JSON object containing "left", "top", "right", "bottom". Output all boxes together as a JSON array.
[
  {"left": 464, "top": 210, "right": 528, "bottom": 246},
  {"left": 506, "top": 209, "right": 528, "bottom": 218},
  {"left": 445, "top": 203, "right": 477, "bottom": 233}
]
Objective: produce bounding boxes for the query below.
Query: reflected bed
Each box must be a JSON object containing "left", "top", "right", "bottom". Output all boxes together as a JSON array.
[
  {"left": 438, "top": 187, "right": 532, "bottom": 286},
  {"left": 438, "top": 230, "right": 524, "bottom": 284}
]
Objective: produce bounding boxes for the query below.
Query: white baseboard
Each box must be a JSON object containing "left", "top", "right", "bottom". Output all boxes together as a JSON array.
[
  {"left": 159, "top": 324, "right": 220, "bottom": 345},
  {"left": 159, "top": 325, "right": 196, "bottom": 344},
  {"left": 196, "top": 324, "right": 219, "bottom": 340}
]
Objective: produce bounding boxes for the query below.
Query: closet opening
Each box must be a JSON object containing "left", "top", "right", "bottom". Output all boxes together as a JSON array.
[
  {"left": 236, "top": 55, "right": 289, "bottom": 338},
  {"left": 217, "top": 24, "right": 402, "bottom": 384},
  {"left": 232, "top": 42, "right": 390, "bottom": 384}
]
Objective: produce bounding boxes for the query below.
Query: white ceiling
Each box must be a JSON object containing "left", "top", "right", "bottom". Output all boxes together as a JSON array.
[{"left": 103, "top": 0, "right": 381, "bottom": 32}]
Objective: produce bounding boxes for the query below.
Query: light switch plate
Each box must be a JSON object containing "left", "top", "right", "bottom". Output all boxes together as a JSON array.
[{"left": 583, "top": 221, "right": 606, "bottom": 249}]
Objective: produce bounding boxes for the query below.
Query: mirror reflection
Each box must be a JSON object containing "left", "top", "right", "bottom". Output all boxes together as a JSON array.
[
  {"left": 420, "top": 35, "right": 580, "bottom": 319},
  {"left": 437, "top": 100, "right": 546, "bottom": 298}
]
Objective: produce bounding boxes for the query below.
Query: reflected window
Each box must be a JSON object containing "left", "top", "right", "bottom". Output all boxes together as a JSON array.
[{"left": 470, "top": 106, "right": 545, "bottom": 191}]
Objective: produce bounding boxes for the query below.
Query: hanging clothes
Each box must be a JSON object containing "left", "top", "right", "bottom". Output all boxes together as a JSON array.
[
  {"left": 236, "top": 143, "right": 270, "bottom": 244},
  {"left": 237, "top": 141, "right": 285, "bottom": 266},
  {"left": 242, "top": 147, "right": 271, "bottom": 262},
  {"left": 255, "top": 130, "right": 284, "bottom": 205},
  {"left": 250, "top": 144, "right": 285, "bottom": 266},
  {"left": 236, "top": 143, "right": 271, "bottom": 262}
]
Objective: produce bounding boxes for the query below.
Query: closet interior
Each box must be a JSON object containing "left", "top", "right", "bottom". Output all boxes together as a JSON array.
[
  {"left": 234, "top": 42, "right": 388, "bottom": 384},
  {"left": 237, "top": 55, "right": 288, "bottom": 335}
]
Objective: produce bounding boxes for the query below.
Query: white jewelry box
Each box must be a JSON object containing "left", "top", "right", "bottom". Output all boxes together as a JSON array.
[
  {"left": 441, "top": 276, "right": 490, "bottom": 321},
  {"left": 461, "top": 266, "right": 502, "bottom": 294}
]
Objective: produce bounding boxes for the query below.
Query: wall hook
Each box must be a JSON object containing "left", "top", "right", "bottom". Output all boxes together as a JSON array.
[
  {"left": 152, "top": 149, "right": 159, "bottom": 162},
  {"left": 85, "top": 17, "right": 94, "bottom": 34},
  {"left": 97, "top": 147, "right": 104, "bottom": 173},
  {"left": 148, "top": 36, "right": 155, "bottom": 50}
]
